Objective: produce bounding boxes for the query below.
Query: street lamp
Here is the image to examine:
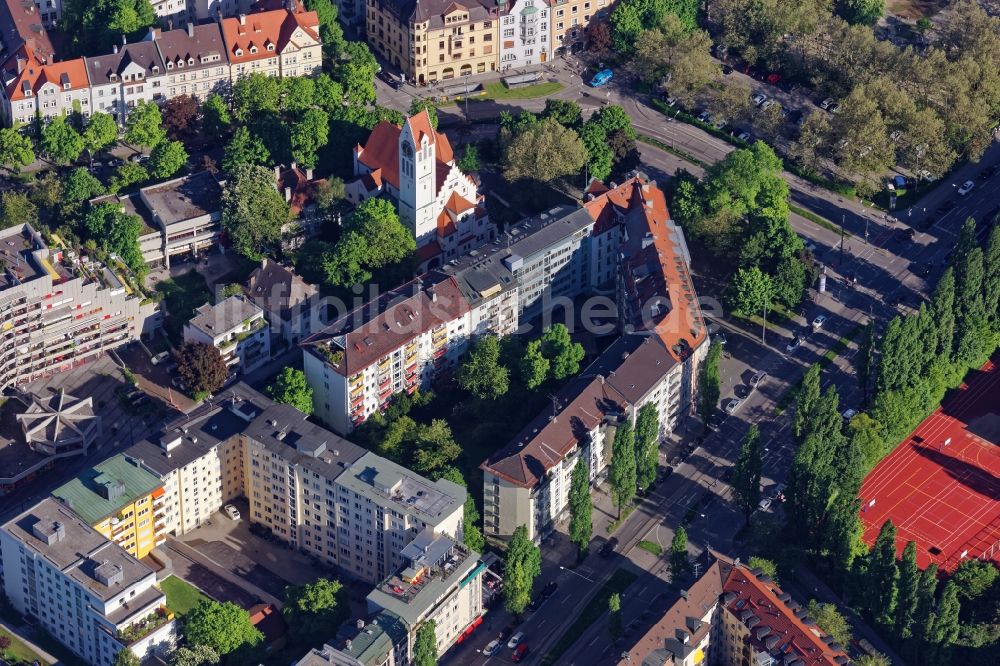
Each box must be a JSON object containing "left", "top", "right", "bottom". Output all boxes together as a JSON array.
[{"left": 559, "top": 566, "right": 595, "bottom": 583}]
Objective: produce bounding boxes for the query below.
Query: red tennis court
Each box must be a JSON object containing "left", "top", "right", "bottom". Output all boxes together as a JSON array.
[{"left": 858, "top": 356, "right": 1000, "bottom": 573}]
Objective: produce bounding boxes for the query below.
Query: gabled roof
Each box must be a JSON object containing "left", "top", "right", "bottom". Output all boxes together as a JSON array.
[
  {"left": 7, "top": 57, "right": 89, "bottom": 101},
  {"left": 245, "top": 258, "right": 318, "bottom": 321},
  {"left": 150, "top": 22, "right": 227, "bottom": 70},
  {"left": 0, "top": 0, "right": 56, "bottom": 75},
  {"left": 355, "top": 112, "right": 462, "bottom": 197},
  {"left": 83, "top": 42, "right": 166, "bottom": 87},
  {"left": 221, "top": 8, "right": 319, "bottom": 64}
]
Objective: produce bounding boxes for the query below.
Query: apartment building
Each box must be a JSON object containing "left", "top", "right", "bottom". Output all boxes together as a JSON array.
[
  {"left": 222, "top": 8, "right": 322, "bottom": 80},
  {"left": 245, "top": 258, "right": 321, "bottom": 347},
  {"left": 84, "top": 42, "right": 167, "bottom": 123},
  {"left": 301, "top": 276, "right": 474, "bottom": 435},
  {"left": 147, "top": 22, "right": 231, "bottom": 101},
  {"left": 4, "top": 56, "right": 91, "bottom": 125},
  {"left": 0, "top": 224, "right": 160, "bottom": 393},
  {"left": 0, "top": 499, "right": 177, "bottom": 666},
  {"left": 498, "top": 0, "right": 550, "bottom": 70},
  {"left": 618, "top": 554, "right": 851, "bottom": 666},
  {"left": 52, "top": 454, "right": 166, "bottom": 559},
  {"left": 348, "top": 110, "right": 493, "bottom": 265},
  {"left": 297, "top": 613, "right": 408, "bottom": 666},
  {"left": 185, "top": 295, "right": 272, "bottom": 373},
  {"left": 549, "top": 0, "right": 609, "bottom": 54},
  {"left": 366, "top": 0, "right": 500, "bottom": 85},
  {"left": 126, "top": 384, "right": 465, "bottom": 585}
]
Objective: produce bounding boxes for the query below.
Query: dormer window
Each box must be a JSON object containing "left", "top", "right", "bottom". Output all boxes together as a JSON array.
[
  {"left": 187, "top": 58, "right": 194, "bottom": 66},
  {"left": 152, "top": 65, "right": 159, "bottom": 74},
  {"left": 235, "top": 48, "right": 243, "bottom": 57},
  {"left": 110, "top": 73, "right": 118, "bottom": 81},
  {"left": 249, "top": 45, "right": 258, "bottom": 54},
  {"left": 266, "top": 43, "right": 275, "bottom": 52},
  {"left": 62, "top": 82, "right": 70, "bottom": 90},
  {"left": 166, "top": 62, "right": 173, "bottom": 69}
]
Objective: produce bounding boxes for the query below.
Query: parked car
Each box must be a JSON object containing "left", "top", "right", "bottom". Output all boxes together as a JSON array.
[
  {"left": 895, "top": 227, "right": 916, "bottom": 241},
  {"left": 819, "top": 97, "right": 835, "bottom": 110},
  {"left": 599, "top": 537, "right": 619, "bottom": 558},
  {"left": 842, "top": 408, "right": 858, "bottom": 421},
  {"left": 507, "top": 632, "right": 525, "bottom": 650},
  {"left": 541, "top": 581, "right": 558, "bottom": 600},
  {"left": 512, "top": 644, "right": 530, "bottom": 663},
  {"left": 224, "top": 504, "right": 241, "bottom": 520},
  {"left": 725, "top": 398, "right": 743, "bottom": 415},
  {"left": 737, "top": 131, "right": 752, "bottom": 142},
  {"left": 812, "top": 314, "right": 827, "bottom": 329},
  {"left": 786, "top": 338, "right": 802, "bottom": 353},
  {"left": 713, "top": 117, "right": 727, "bottom": 130},
  {"left": 957, "top": 180, "right": 975, "bottom": 196},
  {"left": 151, "top": 351, "right": 170, "bottom": 365},
  {"left": 722, "top": 64, "right": 733, "bottom": 75},
  {"left": 760, "top": 99, "right": 777, "bottom": 112},
  {"left": 758, "top": 498, "right": 773, "bottom": 511},
  {"left": 483, "top": 640, "right": 501, "bottom": 656},
  {"left": 590, "top": 68, "right": 613, "bottom": 87},
  {"left": 828, "top": 103, "right": 840, "bottom": 113},
  {"left": 696, "top": 110, "right": 711, "bottom": 123},
  {"left": 749, "top": 371, "right": 767, "bottom": 388},
  {"left": 751, "top": 93, "right": 767, "bottom": 107},
  {"left": 771, "top": 483, "right": 786, "bottom": 499}
]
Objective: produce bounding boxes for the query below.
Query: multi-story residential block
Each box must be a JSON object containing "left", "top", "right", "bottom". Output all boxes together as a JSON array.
[
  {"left": 301, "top": 276, "right": 474, "bottom": 434},
  {"left": 619, "top": 554, "right": 851, "bottom": 666},
  {"left": 549, "top": 0, "right": 609, "bottom": 55},
  {"left": 126, "top": 384, "right": 464, "bottom": 585},
  {"left": 84, "top": 41, "right": 167, "bottom": 123},
  {"left": 0, "top": 498, "right": 177, "bottom": 666},
  {"left": 147, "top": 22, "right": 231, "bottom": 102},
  {"left": 366, "top": 0, "right": 499, "bottom": 85},
  {"left": 52, "top": 454, "right": 167, "bottom": 559},
  {"left": 296, "top": 614, "right": 408, "bottom": 666},
  {"left": 498, "top": 0, "right": 550, "bottom": 70},
  {"left": 189, "top": 0, "right": 254, "bottom": 22},
  {"left": 0, "top": 223, "right": 160, "bottom": 393},
  {"left": 245, "top": 258, "right": 321, "bottom": 347},
  {"left": 184, "top": 295, "right": 272, "bottom": 373},
  {"left": 221, "top": 8, "right": 322, "bottom": 80},
  {"left": 348, "top": 110, "right": 493, "bottom": 266},
  {"left": 4, "top": 56, "right": 91, "bottom": 125}
]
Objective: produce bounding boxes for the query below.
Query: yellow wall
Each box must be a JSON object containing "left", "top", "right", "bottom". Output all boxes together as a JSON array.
[{"left": 94, "top": 492, "right": 162, "bottom": 559}]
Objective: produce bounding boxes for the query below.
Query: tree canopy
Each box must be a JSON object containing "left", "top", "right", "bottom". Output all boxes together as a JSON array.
[
  {"left": 267, "top": 368, "right": 314, "bottom": 415},
  {"left": 504, "top": 525, "right": 542, "bottom": 616},
  {"left": 504, "top": 117, "right": 587, "bottom": 183},
  {"left": 456, "top": 334, "right": 510, "bottom": 400},
  {"left": 174, "top": 341, "right": 229, "bottom": 396},
  {"left": 184, "top": 600, "right": 263, "bottom": 656},
  {"left": 282, "top": 578, "right": 348, "bottom": 646},
  {"left": 221, "top": 164, "right": 290, "bottom": 261}
]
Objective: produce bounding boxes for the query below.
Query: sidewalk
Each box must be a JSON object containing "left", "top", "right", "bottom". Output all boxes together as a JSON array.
[{"left": 0, "top": 619, "right": 60, "bottom": 665}]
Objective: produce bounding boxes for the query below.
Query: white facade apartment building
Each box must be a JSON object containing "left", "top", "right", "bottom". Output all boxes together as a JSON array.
[
  {"left": 221, "top": 8, "right": 322, "bottom": 81},
  {"left": 498, "top": 0, "right": 550, "bottom": 70},
  {"left": 184, "top": 295, "right": 272, "bottom": 373},
  {"left": 0, "top": 224, "right": 161, "bottom": 393},
  {"left": 83, "top": 41, "right": 167, "bottom": 123},
  {"left": 0, "top": 499, "right": 177, "bottom": 666},
  {"left": 146, "top": 22, "right": 231, "bottom": 102}
]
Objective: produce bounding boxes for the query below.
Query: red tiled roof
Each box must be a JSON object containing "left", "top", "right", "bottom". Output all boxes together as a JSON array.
[
  {"left": 356, "top": 111, "right": 461, "bottom": 196},
  {"left": 221, "top": 8, "right": 319, "bottom": 64},
  {"left": 8, "top": 56, "right": 88, "bottom": 102}
]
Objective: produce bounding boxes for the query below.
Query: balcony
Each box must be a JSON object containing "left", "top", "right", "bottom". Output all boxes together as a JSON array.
[
  {"left": 349, "top": 372, "right": 363, "bottom": 387},
  {"left": 116, "top": 607, "right": 174, "bottom": 646}
]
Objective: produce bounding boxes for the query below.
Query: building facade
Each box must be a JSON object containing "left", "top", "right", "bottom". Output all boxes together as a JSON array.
[
  {"left": 498, "top": 0, "right": 550, "bottom": 70},
  {"left": 184, "top": 295, "right": 272, "bottom": 374},
  {"left": 549, "top": 0, "right": 608, "bottom": 54},
  {"left": 0, "top": 499, "right": 177, "bottom": 666},
  {"left": 0, "top": 224, "right": 160, "bottom": 394},
  {"left": 52, "top": 454, "right": 167, "bottom": 559},
  {"left": 147, "top": 22, "right": 231, "bottom": 102},
  {"left": 83, "top": 41, "right": 167, "bottom": 124},
  {"left": 221, "top": 8, "right": 322, "bottom": 80},
  {"left": 245, "top": 258, "right": 321, "bottom": 348}
]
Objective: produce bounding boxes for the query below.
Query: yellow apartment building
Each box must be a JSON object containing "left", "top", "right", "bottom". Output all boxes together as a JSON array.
[
  {"left": 52, "top": 454, "right": 166, "bottom": 559},
  {"left": 549, "top": 0, "right": 610, "bottom": 54}
]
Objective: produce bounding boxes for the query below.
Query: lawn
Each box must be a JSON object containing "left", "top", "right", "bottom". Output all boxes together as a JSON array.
[
  {"left": 790, "top": 204, "right": 851, "bottom": 237},
  {"left": 482, "top": 81, "right": 563, "bottom": 100},
  {"left": 155, "top": 270, "right": 213, "bottom": 345},
  {"left": 540, "top": 568, "right": 639, "bottom": 665},
  {"left": 0, "top": 627, "right": 49, "bottom": 666},
  {"left": 637, "top": 540, "right": 664, "bottom": 556},
  {"left": 160, "top": 575, "right": 210, "bottom": 616}
]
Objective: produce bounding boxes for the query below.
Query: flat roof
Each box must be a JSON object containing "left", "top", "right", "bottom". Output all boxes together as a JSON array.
[
  {"left": 140, "top": 171, "right": 222, "bottom": 226},
  {"left": 2, "top": 498, "right": 155, "bottom": 602},
  {"left": 0, "top": 224, "right": 45, "bottom": 292},
  {"left": 52, "top": 454, "right": 162, "bottom": 525},
  {"left": 187, "top": 296, "right": 264, "bottom": 337}
]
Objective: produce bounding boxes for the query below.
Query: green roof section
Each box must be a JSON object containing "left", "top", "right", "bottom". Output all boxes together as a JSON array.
[
  {"left": 342, "top": 610, "right": 408, "bottom": 665},
  {"left": 52, "top": 454, "right": 162, "bottom": 525}
]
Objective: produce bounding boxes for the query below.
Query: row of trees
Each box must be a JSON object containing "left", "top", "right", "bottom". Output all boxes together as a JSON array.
[{"left": 671, "top": 142, "right": 814, "bottom": 315}]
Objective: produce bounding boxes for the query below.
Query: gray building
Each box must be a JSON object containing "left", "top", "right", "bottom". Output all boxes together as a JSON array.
[
  {"left": 146, "top": 22, "right": 231, "bottom": 101},
  {"left": 83, "top": 41, "right": 167, "bottom": 124}
]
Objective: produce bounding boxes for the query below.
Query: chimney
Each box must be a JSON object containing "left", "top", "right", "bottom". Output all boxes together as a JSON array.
[
  {"left": 147, "top": 26, "right": 158, "bottom": 40},
  {"left": 274, "top": 165, "right": 281, "bottom": 180},
  {"left": 290, "top": 161, "right": 297, "bottom": 171},
  {"left": 284, "top": 186, "right": 292, "bottom": 202},
  {"left": 122, "top": 34, "right": 127, "bottom": 46},
  {"left": 239, "top": 14, "right": 246, "bottom": 25},
  {"left": 187, "top": 22, "right": 194, "bottom": 38},
  {"left": 113, "top": 44, "right": 119, "bottom": 54},
  {"left": 305, "top": 167, "right": 313, "bottom": 180}
]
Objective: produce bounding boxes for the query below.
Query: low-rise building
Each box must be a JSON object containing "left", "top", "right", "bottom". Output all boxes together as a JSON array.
[
  {"left": 0, "top": 498, "right": 177, "bottom": 666},
  {"left": 0, "top": 223, "right": 161, "bottom": 394},
  {"left": 618, "top": 554, "right": 851, "bottom": 666},
  {"left": 184, "top": 295, "right": 272, "bottom": 373},
  {"left": 245, "top": 258, "right": 321, "bottom": 348},
  {"left": 52, "top": 454, "right": 167, "bottom": 559},
  {"left": 296, "top": 613, "right": 408, "bottom": 666}
]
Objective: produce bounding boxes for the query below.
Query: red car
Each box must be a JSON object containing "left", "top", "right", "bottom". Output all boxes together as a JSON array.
[
  {"left": 512, "top": 644, "right": 530, "bottom": 662},
  {"left": 766, "top": 73, "right": 782, "bottom": 86}
]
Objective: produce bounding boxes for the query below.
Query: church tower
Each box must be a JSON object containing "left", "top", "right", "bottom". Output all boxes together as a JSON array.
[{"left": 397, "top": 110, "right": 438, "bottom": 244}]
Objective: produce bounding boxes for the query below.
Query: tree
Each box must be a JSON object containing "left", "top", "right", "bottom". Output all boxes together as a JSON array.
[
  {"left": 710, "top": 80, "right": 753, "bottom": 126},
  {"left": 726, "top": 266, "right": 774, "bottom": 317},
  {"left": 283, "top": 578, "right": 346, "bottom": 644},
  {"left": 540, "top": 324, "right": 586, "bottom": 380},
  {"left": 543, "top": 99, "right": 583, "bottom": 129},
  {"left": 409, "top": 99, "right": 440, "bottom": 130},
  {"left": 864, "top": 520, "right": 900, "bottom": 626},
  {"left": 40, "top": 117, "right": 85, "bottom": 164},
  {"left": 184, "top": 600, "right": 263, "bottom": 656},
  {"left": 457, "top": 144, "right": 481, "bottom": 174},
  {"left": 438, "top": 468, "right": 485, "bottom": 554},
  {"left": 170, "top": 645, "right": 220, "bottom": 666},
  {"left": 0, "top": 126, "right": 34, "bottom": 172},
  {"left": 113, "top": 649, "right": 141, "bottom": 666},
  {"left": 175, "top": 341, "right": 229, "bottom": 395},
  {"left": 854, "top": 654, "right": 891, "bottom": 666},
  {"left": 282, "top": 77, "right": 316, "bottom": 113},
  {"left": 231, "top": 74, "right": 282, "bottom": 123},
  {"left": 520, "top": 339, "right": 550, "bottom": 389},
  {"left": 610, "top": 419, "right": 637, "bottom": 518},
  {"left": 313, "top": 177, "right": 346, "bottom": 213},
  {"left": 63, "top": 168, "right": 105, "bottom": 203},
  {"left": 747, "top": 556, "right": 778, "bottom": 582},
  {"left": 926, "top": 581, "right": 961, "bottom": 651},
  {"left": 322, "top": 231, "right": 372, "bottom": 287},
  {"left": 163, "top": 95, "right": 200, "bottom": 140},
  {"left": 793, "top": 365, "right": 822, "bottom": 441},
  {"left": 60, "top": 0, "right": 156, "bottom": 56},
  {"left": 124, "top": 101, "right": 166, "bottom": 150},
  {"left": 635, "top": 403, "right": 660, "bottom": 491},
  {"left": 732, "top": 424, "right": 763, "bottom": 521},
  {"left": 857, "top": 319, "right": 876, "bottom": 406},
  {"left": 345, "top": 197, "right": 416, "bottom": 269},
  {"left": 222, "top": 164, "right": 290, "bottom": 261},
  {"left": 670, "top": 526, "right": 689, "bottom": 579},
  {"left": 109, "top": 162, "right": 148, "bottom": 194},
  {"left": 409, "top": 420, "right": 461, "bottom": 477},
  {"left": 806, "top": 600, "right": 852, "bottom": 646},
  {"left": 587, "top": 20, "right": 612, "bottom": 52},
  {"left": 503, "top": 117, "right": 586, "bottom": 182},
  {"left": 788, "top": 111, "right": 830, "bottom": 174},
  {"left": 148, "top": 140, "right": 188, "bottom": 180},
  {"left": 503, "top": 525, "right": 542, "bottom": 616},
  {"left": 456, "top": 334, "right": 509, "bottom": 400},
  {"left": 290, "top": 108, "right": 330, "bottom": 169},
  {"left": 223, "top": 127, "right": 271, "bottom": 173},
  {"left": 81, "top": 112, "right": 119, "bottom": 156},
  {"left": 413, "top": 620, "right": 438, "bottom": 666},
  {"left": 0, "top": 192, "right": 37, "bottom": 229},
  {"left": 568, "top": 459, "right": 593, "bottom": 557},
  {"left": 699, "top": 340, "right": 722, "bottom": 421},
  {"left": 267, "top": 368, "right": 314, "bottom": 414},
  {"left": 580, "top": 121, "right": 615, "bottom": 182},
  {"left": 950, "top": 559, "right": 998, "bottom": 602},
  {"left": 314, "top": 73, "right": 345, "bottom": 112},
  {"left": 202, "top": 94, "right": 232, "bottom": 138},
  {"left": 894, "top": 540, "right": 920, "bottom": 639},
  {"left": 608, "top": 592, "right": 623, "bottom": 641},
  {"left": 838, "top": 0, "right": 884, "bottom": 26},
  {"left": 82, "top": 202, "right": 145, "bottom": 273}
]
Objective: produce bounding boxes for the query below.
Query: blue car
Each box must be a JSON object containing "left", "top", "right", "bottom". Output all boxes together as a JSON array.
[{"left": 590, "top": 69, "right": 613, "bottom": 87}]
